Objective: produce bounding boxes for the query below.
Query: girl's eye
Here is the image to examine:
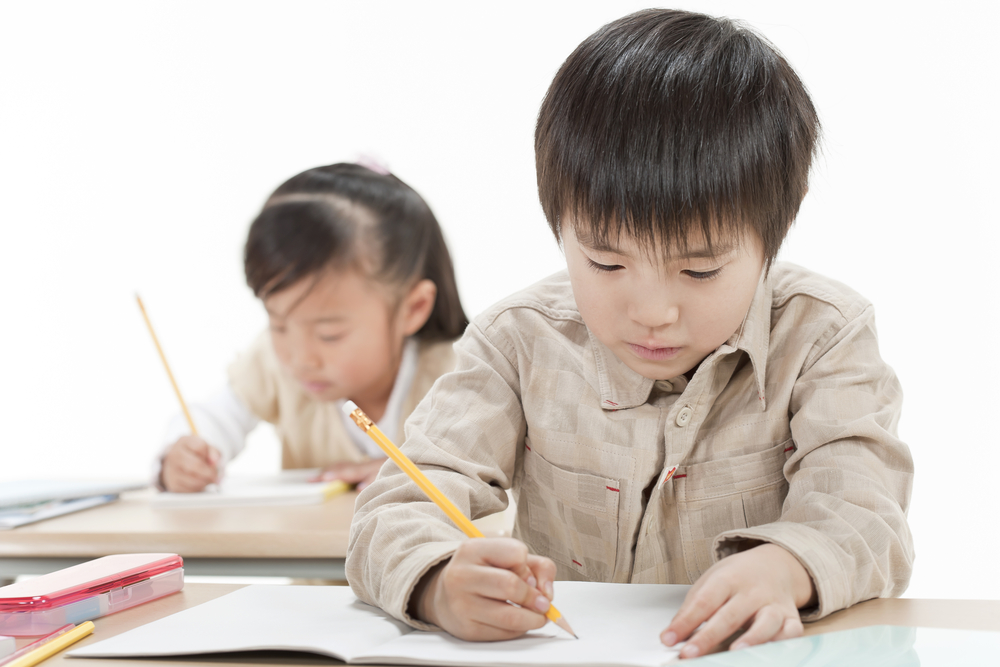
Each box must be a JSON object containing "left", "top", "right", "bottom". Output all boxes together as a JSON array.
[
  {"left": 684, "top": 268, "right": 723, "bottom": 281},
  {"left": 269, "top": 323, "right": 287, "bottom": 334},
  {"left": 319, "top": 333, "right": 345, "bottom": 343},
  {"left": 587, "top": 258, "right": 624, "bottom": 273}
]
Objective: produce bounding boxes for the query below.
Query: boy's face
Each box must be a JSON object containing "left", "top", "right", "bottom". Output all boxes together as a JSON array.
[{"left": 562, "top": 222, "right": 765, "bottom": 381}]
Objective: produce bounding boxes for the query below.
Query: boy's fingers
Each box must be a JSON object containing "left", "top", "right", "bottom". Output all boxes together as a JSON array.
[
  {"left": 729, "top": 606, "right": 785, "bottom": 650},
  {"left": 680, "top": 598, "right": 752, "bottom": 659},
  {"left": 772, "top": 616, "right": 804, "bottom": 642},
  {"left": 474, "top": 538, "right": 533, "bottom": 574},
  {"left": 525, "top": 555, "right": 557, "bottom": 600},
  {"left": 471, "top": 597, "right": 551, "bottom": 637},
  {"left": 466, "top": 566, "right": 550, "bottom": 616},
  {"left": 663, "top": 581, "right": 732, "bottom": 644}
]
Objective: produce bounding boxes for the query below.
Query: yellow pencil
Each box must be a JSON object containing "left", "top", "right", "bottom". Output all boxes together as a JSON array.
[
  {"left": 342, "top": 401, "right": 578, "bottom": 638},
  {"left": 321, "top": 480, "right": 351, "bottom": 500},
  {"left": 135, "top": 295, "right": 198, "bottom": 435},
  {"left": 4, "top": 621, "right": 94, "bottom": 667}
]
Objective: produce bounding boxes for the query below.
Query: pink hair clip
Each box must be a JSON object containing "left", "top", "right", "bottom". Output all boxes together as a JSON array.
[{"left": 355, "top": 154, "right": 392, "bottom": 176}]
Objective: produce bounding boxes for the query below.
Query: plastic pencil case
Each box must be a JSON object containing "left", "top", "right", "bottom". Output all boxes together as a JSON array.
[{"left": 0, "top": 553, "right": 184, "bottom": 636}]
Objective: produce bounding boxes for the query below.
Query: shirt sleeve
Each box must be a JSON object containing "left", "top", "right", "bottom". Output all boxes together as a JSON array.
[
  {"left": 346, "top": 321, "right": 523, "bottom": 629},
  {"left": 712, "top": 304, "right": 914, "bottom": 621},
  {"left": 152, "top": 385, "right": 261, "bottom": 489}
]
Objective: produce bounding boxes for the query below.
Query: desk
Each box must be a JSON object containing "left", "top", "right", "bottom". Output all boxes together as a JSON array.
[
  {"left": 0, "top": 491, "right": 513, "bottom": 583},
  {"left": 24, "top": 584, "right": 1000, "bottom": 667}
]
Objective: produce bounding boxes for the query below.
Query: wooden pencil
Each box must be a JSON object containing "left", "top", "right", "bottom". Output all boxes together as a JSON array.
[
  {"left": 343, "top": 401, "right": 578, "bottom": 639},
  {"left": 135, "top": 294, "right": 198, "bottom": 435}
]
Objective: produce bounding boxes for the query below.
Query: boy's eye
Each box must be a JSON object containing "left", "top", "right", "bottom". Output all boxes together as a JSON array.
[
  {"left": 586, "top": 258, "right": 624, "bottom": 273},
  {"left": 318, "top": 332, "right": 346, "bottom": 343},
  {"left": 683, "top": 268, "right": 722, "bottom": 281}
]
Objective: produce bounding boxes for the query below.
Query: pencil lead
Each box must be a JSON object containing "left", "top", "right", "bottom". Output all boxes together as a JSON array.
[{"left": 555, "top": 616, "right": 578, "bottom": 639}]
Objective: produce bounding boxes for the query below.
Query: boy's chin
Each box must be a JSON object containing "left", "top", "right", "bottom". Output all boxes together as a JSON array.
[{"left": 616, "top": 350, "right": 695, "bottom": 381}]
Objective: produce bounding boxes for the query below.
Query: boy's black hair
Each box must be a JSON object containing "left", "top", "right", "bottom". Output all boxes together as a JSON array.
[
  {"left": 244, "top": 163, "right": 468, "bottom": 342},
  {"left": 536, "top": 9, "right": 820, "bottom": 263}
]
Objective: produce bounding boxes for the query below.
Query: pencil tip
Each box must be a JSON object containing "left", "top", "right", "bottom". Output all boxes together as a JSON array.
[{"left": 555, "top": 616, "right": 578, "bottom": 639}]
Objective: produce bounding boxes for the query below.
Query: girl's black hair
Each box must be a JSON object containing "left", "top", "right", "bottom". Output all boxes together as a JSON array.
[{"left": 244, "top": 163, "right": 468, "bottom": 342}]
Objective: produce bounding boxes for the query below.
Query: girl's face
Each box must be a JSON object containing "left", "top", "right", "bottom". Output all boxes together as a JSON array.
[{"left": 263, "top": 268, "right": 435, "bottom": 416}]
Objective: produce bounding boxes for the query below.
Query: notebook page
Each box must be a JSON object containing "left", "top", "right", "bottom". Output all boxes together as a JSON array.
[
  {"left": 150, "top": 470, "right": 334, "bottom": 508},
  {"left": 356, "top": 582, "right": 686, "bottom": 667},
  {"left": 70, "top": 585, "right": 411, "bottom": 662}
]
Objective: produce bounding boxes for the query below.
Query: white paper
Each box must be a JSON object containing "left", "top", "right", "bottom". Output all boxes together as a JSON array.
[
  {"left": 70, "top": 586, "right": 410, "bottom": 663},
  {"left": 0, "top": 494, "right": 118, "bottom": 530},
  {"left": 150, "top": 470, "right": 339, "bottom": 508},
  {"left": 70, "top": 582, "right": 686, "bottom": 667},
  {"left": 360, "top": 583, "right": 685, "bottom": 667},
  {"left": 0, "top": 480, "right": 146, "bottom": 509}
]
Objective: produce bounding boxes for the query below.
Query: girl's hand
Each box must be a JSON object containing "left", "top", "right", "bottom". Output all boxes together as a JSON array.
[
  {"left": 161, "top": 436, "right": 221, "bottom": 492},
  {"left": 661, "top": 543, "right": 816, "bottom": 659},
  {"left": 311, "top": 457, "right": 387, "bottom": 490},
  {"left": 412, "top": 538, "right": 557, "bottom": 641}
]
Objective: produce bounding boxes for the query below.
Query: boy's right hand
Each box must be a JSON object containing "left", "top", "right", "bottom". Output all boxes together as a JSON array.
[
  {"left": 161, "top": 436, "right": 221, "bottom": 493},
  {"left": 412, "top": 538, "right": 556, "bottom": 641}
]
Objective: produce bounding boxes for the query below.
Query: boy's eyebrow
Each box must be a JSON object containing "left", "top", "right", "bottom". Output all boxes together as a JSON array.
[
  {"left": 675, "top": 243, "right": 737, "bottom": 259},
  {"left": 578, "top": 233, "right": 737, "bottom": 260}
]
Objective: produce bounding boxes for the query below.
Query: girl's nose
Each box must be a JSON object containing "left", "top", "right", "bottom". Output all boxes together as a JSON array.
[{"left": 290, "top": 339, "right": 323, "bottom": 371}]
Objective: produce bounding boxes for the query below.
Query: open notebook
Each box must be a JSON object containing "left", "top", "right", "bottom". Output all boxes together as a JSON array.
[
  {"left": 69, "top": 582, "right": 688, "bottom": 667},
  {"left": 150, "top": 470, "right": 348, "bottom": 508}
]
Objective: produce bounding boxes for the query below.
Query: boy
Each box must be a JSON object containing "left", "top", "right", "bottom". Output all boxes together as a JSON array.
[{"left": 347, "top": 9, "right": 913, "bottom": 658}]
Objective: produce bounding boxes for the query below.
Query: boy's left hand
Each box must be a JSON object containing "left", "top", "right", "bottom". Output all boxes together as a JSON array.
[
  {"left": 311, "top": 457, "right": 387, "bottom": 490},
  {"left": 661, "top": 543, "right": 816, "bottom": 659}
]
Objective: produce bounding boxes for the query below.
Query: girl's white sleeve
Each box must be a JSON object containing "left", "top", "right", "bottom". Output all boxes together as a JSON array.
[{"left": 152, "top": 385, "right": 261, "bottom": 488}]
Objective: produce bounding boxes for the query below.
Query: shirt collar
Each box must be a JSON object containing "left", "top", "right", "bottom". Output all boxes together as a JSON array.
[
  {"left": 726, "top": 267, "right": 772, "bottom": 409},
  {"left": 590, "top": 267, "right": 772, "bottom": 411}
]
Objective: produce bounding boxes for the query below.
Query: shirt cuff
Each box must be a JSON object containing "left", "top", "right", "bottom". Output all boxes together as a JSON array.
[
  {"left": 712, "top": 522, "right": 854, "bottom": 621},
  {"left": 382, "top": 540, "right": 462, "bottom": 631}
]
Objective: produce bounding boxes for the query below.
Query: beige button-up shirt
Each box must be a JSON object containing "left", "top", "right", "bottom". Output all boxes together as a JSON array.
[{"left": 347, "top": 264, "right": 914, "bottom": 627}]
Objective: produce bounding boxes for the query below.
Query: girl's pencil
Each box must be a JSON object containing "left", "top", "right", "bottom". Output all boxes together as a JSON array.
[
  {"left": 342, "top": 401, "right": 578, "bottom": 638},
  {"left": 135, "top": 295, "right": 198, "bottom": 435}
]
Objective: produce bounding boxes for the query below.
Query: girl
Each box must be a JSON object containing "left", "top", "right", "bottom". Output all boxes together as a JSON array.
[{"left": 157, "top": 162, "right": 468, "bottom": 492}]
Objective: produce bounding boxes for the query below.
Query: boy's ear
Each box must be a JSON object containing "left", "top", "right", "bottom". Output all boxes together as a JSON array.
[{"left": 399, "top": 279, "right": 437, "bottom": 337}]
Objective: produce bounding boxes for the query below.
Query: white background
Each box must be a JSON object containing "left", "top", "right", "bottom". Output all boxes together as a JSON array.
[{"left": 1, "top": 2, "right": 997, "bottom": 600}]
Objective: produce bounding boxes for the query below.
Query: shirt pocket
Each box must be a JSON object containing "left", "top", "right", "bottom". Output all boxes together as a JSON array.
[
  {"left": 675, "top": 438, "right": 791, "bottom": 581},
  {"left": 520, "top": 446, "right": 620, "bottom": 581}
]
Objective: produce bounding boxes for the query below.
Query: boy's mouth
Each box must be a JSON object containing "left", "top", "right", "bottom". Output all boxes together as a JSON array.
[{"left": 628, "top": 343, "right": 682, "bottom": 361}]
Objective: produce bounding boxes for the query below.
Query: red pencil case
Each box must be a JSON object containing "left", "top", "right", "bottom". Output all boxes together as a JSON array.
[{"left": 0, "top": 553, "right": 183, "bottom": 636}]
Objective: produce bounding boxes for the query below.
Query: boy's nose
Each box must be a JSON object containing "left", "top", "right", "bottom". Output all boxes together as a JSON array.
[{"left": 628, "top": 299, "right": 679, "bottom": 329}]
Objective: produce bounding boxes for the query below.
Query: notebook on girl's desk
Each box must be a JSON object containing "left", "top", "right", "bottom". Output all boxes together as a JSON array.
[
  {"left": 69, "top": 582, "right": 688, "bottom": 667},
  {"left": 150, "top": 470, "right": 349, "bottom": 508}
]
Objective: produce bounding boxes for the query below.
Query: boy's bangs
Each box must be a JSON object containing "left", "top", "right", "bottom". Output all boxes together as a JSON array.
[{"left": 559, "top": 189, "right": 749, "bottom": 263}]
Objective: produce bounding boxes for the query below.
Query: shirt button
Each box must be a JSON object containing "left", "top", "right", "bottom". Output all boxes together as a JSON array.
[
  {"left": 654, "top": 379, "right": 673, "bottom": 392},
  {"left": 675, "top": 406, "right": 693, "bottom": 427}
]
